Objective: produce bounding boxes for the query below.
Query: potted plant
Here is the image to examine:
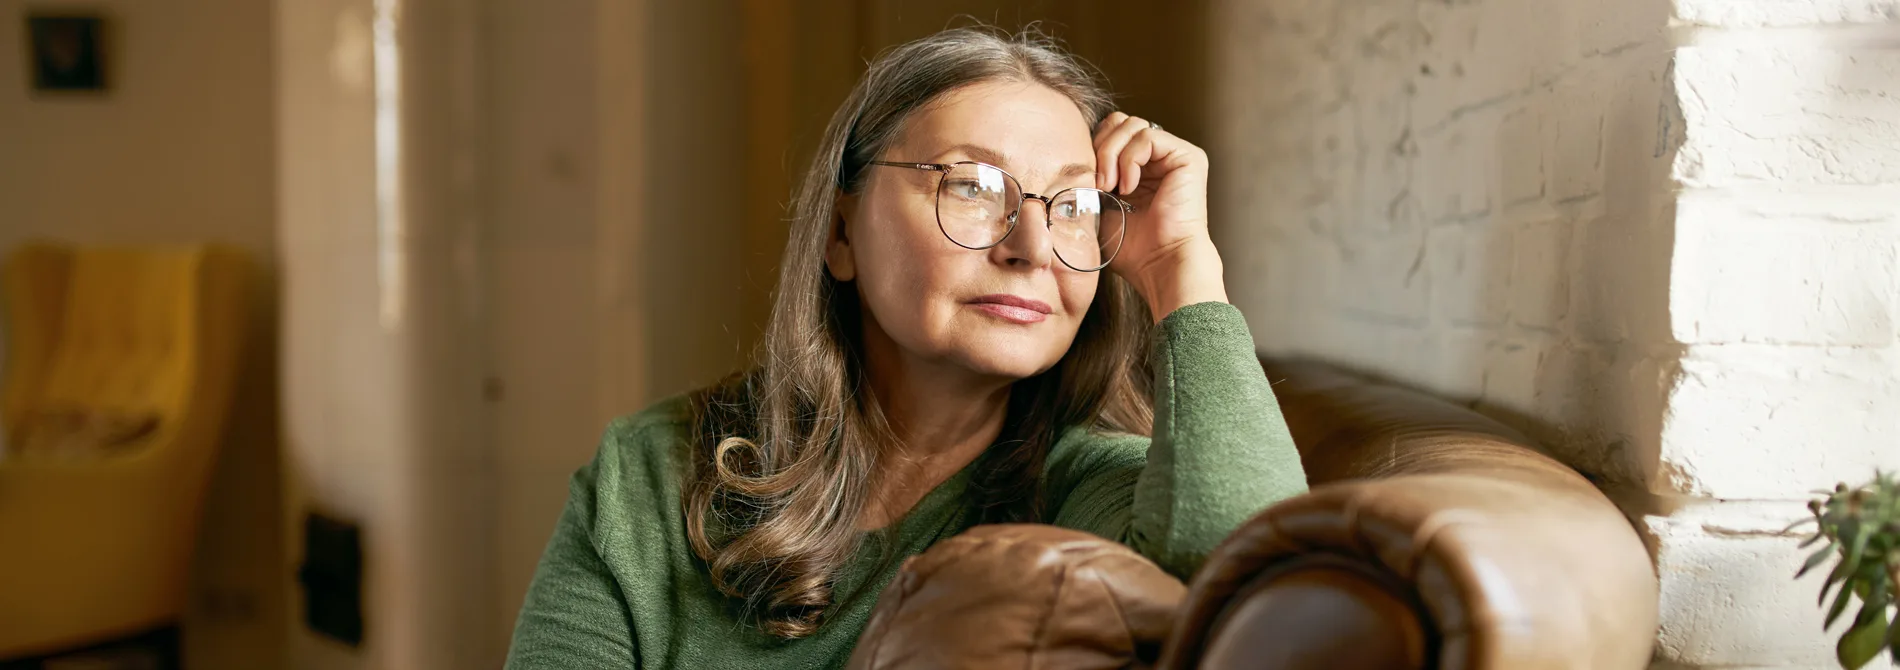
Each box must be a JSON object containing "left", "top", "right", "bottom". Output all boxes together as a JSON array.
[{"left": 1795, "top": 471, "right": 1900, "bottom": 669}]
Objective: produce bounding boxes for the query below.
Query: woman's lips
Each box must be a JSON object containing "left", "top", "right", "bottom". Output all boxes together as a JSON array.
[{"left": 968, "top": 294, "right": 1051, "bottom": 324}]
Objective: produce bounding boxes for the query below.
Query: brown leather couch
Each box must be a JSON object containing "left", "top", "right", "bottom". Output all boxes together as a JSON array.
[{"left": 848, "top": 357, "right": 1659, "bottom": 669}]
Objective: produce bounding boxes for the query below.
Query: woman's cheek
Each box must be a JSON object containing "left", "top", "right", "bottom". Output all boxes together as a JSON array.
[{"left": 1060, "top": 273, "right": 1099, "bottom": 324}]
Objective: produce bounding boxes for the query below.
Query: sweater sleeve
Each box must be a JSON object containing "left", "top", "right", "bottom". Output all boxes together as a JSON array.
[
  {"left": 1045, "top": 301, "right": 1308, "bottom": 578},
  {"left": 505, "top": 443, "right": 640, "bottom": 669}
]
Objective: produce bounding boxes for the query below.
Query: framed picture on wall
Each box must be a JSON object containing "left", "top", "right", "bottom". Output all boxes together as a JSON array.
[{"left": 26, "top": 13, "right": 108, "bottom": 92}]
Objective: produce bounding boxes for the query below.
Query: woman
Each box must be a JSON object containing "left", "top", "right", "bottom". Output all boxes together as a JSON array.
[{"left": 506, "top": 27, "right": 1307, "bottom": 669}]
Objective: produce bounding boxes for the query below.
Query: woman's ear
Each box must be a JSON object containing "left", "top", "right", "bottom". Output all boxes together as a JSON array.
[{"left": 825, "top": 193, "right": 857, "bottom": 282}]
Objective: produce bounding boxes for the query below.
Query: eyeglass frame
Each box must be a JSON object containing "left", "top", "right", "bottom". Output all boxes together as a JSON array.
[{"left": 866, "top": 160, "right": 1131, "bottom": 272}]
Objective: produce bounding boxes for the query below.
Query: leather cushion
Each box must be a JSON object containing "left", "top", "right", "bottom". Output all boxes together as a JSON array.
[{"left": 848, "top": 524, "right": 1186, "bottom": 670}]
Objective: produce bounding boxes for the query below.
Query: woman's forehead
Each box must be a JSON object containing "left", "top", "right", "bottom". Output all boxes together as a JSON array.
[{"left": 897, "top": 81, "right": 1098, "bottom": 178}]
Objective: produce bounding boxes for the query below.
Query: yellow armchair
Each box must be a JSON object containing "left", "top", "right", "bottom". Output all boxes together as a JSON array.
[{"left": 0, "top": 243, "right": 251, "bottom": 659}]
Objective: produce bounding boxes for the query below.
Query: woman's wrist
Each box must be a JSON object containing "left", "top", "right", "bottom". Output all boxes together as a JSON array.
[{"left": 1129, "top": 239, "right": 1228, "bottom": 323}]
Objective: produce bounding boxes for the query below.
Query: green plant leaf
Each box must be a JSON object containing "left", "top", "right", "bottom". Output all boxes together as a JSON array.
[
  {"left": 1801, "top": 531, "right": 1828, "bottom": 549},
  {"left": 1824, "top": 558, "right": 1856, "bottom": 606},
  {"left": 1826, "top": 582, "right": 1856, "bottom": 629},
  {"left": 1837, "top": 607, "right": 1889, "bottom": 669},
  {"left": 1825, "top": 532, "right": 1873, "bottom": 602},
  {"left": 1802, "top": 546, "right": 1838, "bottom": 578}
]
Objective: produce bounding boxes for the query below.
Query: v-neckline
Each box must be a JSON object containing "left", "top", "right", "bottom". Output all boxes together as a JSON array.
[{"left": 859, "top": 456, "right": 978, "bottom": 539}]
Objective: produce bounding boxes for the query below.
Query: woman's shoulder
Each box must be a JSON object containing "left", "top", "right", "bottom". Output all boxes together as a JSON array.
[
  {"left": 587, "top": 391, "right": 708, "bottom": 486},
  {"left": 593, "top": 374, "right": 755, "bottom": 474},
  {"left": 602, "top": 392, "right": 700, "bottom": 446}
]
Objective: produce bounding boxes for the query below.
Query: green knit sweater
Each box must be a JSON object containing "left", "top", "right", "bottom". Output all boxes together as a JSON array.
[{"left": 504, "top": 302, "right": 1307, "bottom": 669}]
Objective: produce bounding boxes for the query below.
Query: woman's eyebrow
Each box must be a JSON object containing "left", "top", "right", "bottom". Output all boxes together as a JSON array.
[
  {"left": 934, "top": 143, "right": 1010, "bottom": 166},
  {"left": 934, "top": 143, "right": 1097, "bottom": 185}
]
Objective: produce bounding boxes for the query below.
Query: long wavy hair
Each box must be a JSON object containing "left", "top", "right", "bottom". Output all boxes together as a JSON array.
[{"left": 684, "top": 26, "right": 1156, "bottom": 639}]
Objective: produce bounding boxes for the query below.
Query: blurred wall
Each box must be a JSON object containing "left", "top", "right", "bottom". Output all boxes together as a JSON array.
[
  {"left": 0, "top": 1, "right": 287, "bottom": 667},
  {"left": 482, "top": 0, "right": 603, "bottom": 645},
  {"left": 276, "top": 0, "right": 761, "bottom": 665},
  {"left": 484, "top": 0, "right": 753, "bottom": 642}
]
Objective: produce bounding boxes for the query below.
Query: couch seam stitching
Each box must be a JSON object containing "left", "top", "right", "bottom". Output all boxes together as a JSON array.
[{"left": 1025, "top": 562, "right": 1070, "bottom": 670}]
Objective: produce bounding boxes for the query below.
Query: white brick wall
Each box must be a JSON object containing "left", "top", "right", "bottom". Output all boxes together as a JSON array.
[
  {"left": 1213, "top": 0, "right": 1900, "bottom": 665},
  {"left": 1212, "top": 0, "right": 1677, "bottom": 477},
  {"left": 1674, "top": 0, "right": 1900, "bottom": 27}
]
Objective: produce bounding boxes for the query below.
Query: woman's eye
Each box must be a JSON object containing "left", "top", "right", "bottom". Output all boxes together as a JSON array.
[
  {"left": 946, "top": 180, "right": 985, "bottom": 199},
  {"left": 1054, "top": 202, "right": 1078, "bottom": 219}
]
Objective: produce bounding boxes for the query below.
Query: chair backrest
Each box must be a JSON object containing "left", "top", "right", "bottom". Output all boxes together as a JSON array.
[
  {"left": 1260, "top": 356, "right": 1584, "bottom": 490},
  {"left": 1, "top": 243, "right": 72, "bottom": 432},
  {"left": 38, "top": 249, "right": 200, "bottom": 415},
  {"left": 3, "top": 243, "right": 249, "bottom": 459}
]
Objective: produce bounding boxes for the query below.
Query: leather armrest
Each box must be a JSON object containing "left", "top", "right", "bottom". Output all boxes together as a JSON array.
[
  {"left": 1195, "top": 557, "right": 1428, "bottom": 668},
  {"left": 848, "top": 524, "right": 1184, "bottom": 670},
  {"left": 1160, "top": 462, "right": 1658, "bottom": 669}
]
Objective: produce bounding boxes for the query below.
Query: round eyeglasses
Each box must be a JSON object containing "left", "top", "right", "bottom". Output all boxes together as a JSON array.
[{"left": 868, "top": 160, "right": 1129, "bottom": 272}]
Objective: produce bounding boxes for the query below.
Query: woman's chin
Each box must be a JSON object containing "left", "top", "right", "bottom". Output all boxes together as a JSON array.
[
  {"left": 951, "top": 350, "right": 1060, "bottom": 380},
  {"left": 934, "top": 322, "right": 1075, "bottom": 379}
]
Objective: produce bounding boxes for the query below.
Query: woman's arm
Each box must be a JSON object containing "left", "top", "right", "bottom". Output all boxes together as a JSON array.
[
  {"left": 1044, "top": 113, "right": 1308, "bottom": 578},
  {"left": 505, "top": 457, "right": 639, "bottom": 669},
  {"left": 1047, "top": 301, "right": 1308, "bottom": 579}
]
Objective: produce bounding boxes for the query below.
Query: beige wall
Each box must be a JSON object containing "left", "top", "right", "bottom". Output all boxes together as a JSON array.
[
  {"left": 642, "top": 0, "right": 751, "bottom": 396},
  {"left": 269, "top": 0, "right": 763, "bottom": 663},
  {"left": 484, "top": 0, "right": 604, "bottom": 644},
  {"left": 0, "top": 0, "right": 285, "bottom": 667}
]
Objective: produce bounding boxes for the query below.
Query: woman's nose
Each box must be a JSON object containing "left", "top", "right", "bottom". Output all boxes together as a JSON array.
[{"left": 994, "top": 197, "right": 1055, "bottom": 269}]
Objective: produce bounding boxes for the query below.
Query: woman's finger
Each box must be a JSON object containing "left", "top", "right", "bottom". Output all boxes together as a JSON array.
[
  {"left": 1093, "top": 113, "right": 1137, "bottom": 189},
  {"left": 1118, "top": 130, "right": 1155, "bottom": 196},
  {"left": 1094, "top": 115, "right": 1150, "bottom": 192},
  {"left": 1093, "top": 111, "right": 1130, "bottom": 139}
]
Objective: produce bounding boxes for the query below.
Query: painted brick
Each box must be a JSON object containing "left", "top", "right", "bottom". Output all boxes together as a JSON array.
[
  {"left": 1566, "top": 211, "right": 1677, "bottom": 346},
  {"left": 1546, "top": 85, "right": 1606, "bottom": 203},
  {"left": 1520, "top": 344, "right": 1672, "bottom": 485},
  {"left": 1335, "top": 230, "right": 1433, "bottom": 323},
  {"left": 1647, "top": 502, "right": 1847, "bottom": 668},
  {"left": 1583, "top": 0, "right": 1669, "bottom": 56},
  {"left": 1413, "top": 124, "right": 1496, "bottom": 224},
  {"left": 1481, "top": 337, "right": 1546, "bottom": 412},
  {"left": 1671, "top": 199, "right": 1898, "bottom": 346},
  {"left": 1368, "top": 328, "right": 1446, "bottom": 394},
  {"left": 1658, "top": 345, "right": 1900, "bottom": 499},
  {"left": 1500, "top": 106, "right": 1546, "bottom": 205},
  {"left": 1674, "top": 47, "right": 1900, "bottom": 187},
  {"left": 1426, "top": 328, "right": 1492, "bottom": 401},
  {"left": 1427, "top": 224, "right": 1514, "bottom": 327},
  {"left": 1240, "top": 230, "right": 1339, "bottom": 340},
  {"left": 1414, "top": 0, "right": 1542, "bottom": 128},
  {"left": 1674, "top": 0, "right": 1900, "bottom": 26},
  {"left": 1512, "top": 219, "right": 1573, "bottom": 330},
  {"left": 1212, "top": 1, "right": 1900, "bottom": 667}
]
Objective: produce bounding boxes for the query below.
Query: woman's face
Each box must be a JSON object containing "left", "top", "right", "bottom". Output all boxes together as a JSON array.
[{"left": 831, "top": 80, "right": 1101, "bottom": 381}]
